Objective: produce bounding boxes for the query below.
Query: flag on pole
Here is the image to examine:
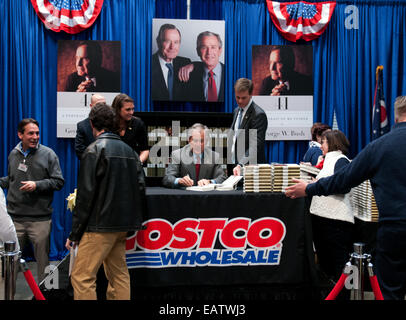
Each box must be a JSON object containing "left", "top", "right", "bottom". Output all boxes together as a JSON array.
[
  {"left": 266, "top": 1, "right": 336, "bottom": 42},
  {"left": 372, "top": 66, "right": 389, "bottom": 140},
  {"left": 30, "top": 0, "right": 104, "bottom": 34}
]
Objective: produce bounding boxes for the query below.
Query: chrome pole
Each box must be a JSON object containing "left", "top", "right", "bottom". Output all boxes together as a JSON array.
[
  {"left": 3, "top": 241, "right": 19, "bottom": 300},
  {"left": 352, "top": 242, "right": 365, "bottom": 300}
]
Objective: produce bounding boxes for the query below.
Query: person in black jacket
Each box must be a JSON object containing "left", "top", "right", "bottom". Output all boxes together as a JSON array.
[
  {"left": 65, "top": 103, "right": 147, "bottom": 300},
  {"left": 285, "top": 95, "right": 406, "bottom": 300},
  {"left": 111, "top": 93, "right": 149, "bottom": 164},
  {"left": 74, "top": 94, "right": 106, "bottom": 159}
]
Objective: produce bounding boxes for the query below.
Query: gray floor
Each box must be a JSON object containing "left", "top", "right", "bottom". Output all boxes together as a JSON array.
[
  {"left": 14, "top": 261, "right": 39, "bottom": 300},
  {"left": 0, "top": 261, "right": 401, "bottom": 300},
  {"left": 1, "top": 260, "right": 59, "bottom": 300}
]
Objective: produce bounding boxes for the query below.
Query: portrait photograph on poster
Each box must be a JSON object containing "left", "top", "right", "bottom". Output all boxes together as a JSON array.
[
  {"left": 152, "top": 18, "right": 225, "bottom": 103},
  {"left": 252, "top": 45, "right": 314, "bottom": 141},
  {"left": 56, "top": 40, "right": 121, "bottom": 138}
]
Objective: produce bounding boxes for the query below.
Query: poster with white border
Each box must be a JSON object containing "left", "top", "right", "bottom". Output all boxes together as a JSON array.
[
  {"left": 252, "top": 45, "right": 313, "bottom": 141},
  {"left": 57, "top": 40, "right": 121, "bottom": 138}
]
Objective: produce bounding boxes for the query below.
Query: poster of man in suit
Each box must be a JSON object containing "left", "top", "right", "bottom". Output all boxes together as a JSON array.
[
  {"left": 252, "top": 45, "right": 313, "bottom": 141},
  {"left": 57, "top": 40, "right": 121, "bottom": 138},
  {"left": 252, "top": 45, "right": 313, "bottom": 96},
  {"left": 152, "top": 19, "right": 225, "bottom": 103}
]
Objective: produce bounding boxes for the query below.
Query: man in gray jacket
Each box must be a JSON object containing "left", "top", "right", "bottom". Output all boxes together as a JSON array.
[
  {"left": 163, "top": 123, "right": 226, "bottom": 188},
  {"left": 0, "top": 118, "right": 64, "bottom": 283}
]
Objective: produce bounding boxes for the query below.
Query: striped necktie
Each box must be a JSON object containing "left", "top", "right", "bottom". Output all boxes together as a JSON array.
[
  {"left": 207, "top": 70, "right": 217, "bottom": 102},
  {"left": 166, "top": 63, "right": 173, "bottom": 100}
]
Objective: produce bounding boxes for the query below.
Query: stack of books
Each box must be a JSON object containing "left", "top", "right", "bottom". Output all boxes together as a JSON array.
[
  {"left": 271, "top": 164, "right": 301, "bottom": 193},
  {"left": 242, "top": 164, "right": 302, "bottom": 193},
  {"left": 243, "top": 164, "right": 273, "bottom": 192},
  {"left": 299, "top": 163, "right": 320, "bottom": 182},
  {"left": 352, "top": 180, "right": 379, "bottom": 222}
]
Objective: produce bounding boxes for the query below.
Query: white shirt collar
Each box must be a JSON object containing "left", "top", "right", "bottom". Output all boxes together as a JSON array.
[
  {"left": 279, "top": 80, "right": 290, "bottom": 91},
  {"left": 203, "top": 63, "right": 222, "bottom": 79}
]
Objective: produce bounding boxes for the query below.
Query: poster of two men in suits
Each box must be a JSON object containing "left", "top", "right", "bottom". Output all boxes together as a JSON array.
[{"left": 151, "top": 18, "right": 225, "bottom": 103}]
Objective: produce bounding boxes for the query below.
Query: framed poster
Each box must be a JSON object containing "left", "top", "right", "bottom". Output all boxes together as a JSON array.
[
  {"left": 152, "top": 18, "right": 225, "bottom": 103},
  {"left": 252, "top": 45, "right": 313, "bottom": 140},
  {"left": 57, "top": 40, "right": 121, "bottom": 138}
]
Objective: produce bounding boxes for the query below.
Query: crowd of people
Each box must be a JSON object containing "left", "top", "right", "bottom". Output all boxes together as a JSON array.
[
  {"left": 1, "top": 30, "right": 406, "bottom": 301},
  {"left": 286, "top": 96, "right": 406, "bottom": 300},
  {"left": 0, "top": 75, "right": 269, "bottom": 300},
  {"left": 2, "top": 91, "right": 406, "bottom": 301},
  {"left": 2, "top": 87, "right": 406, "bottom": 301}
]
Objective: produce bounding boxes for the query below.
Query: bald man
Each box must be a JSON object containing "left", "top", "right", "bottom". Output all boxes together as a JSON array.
[{"left": 75, "top": 94, "right": 106, "bottom": 159}]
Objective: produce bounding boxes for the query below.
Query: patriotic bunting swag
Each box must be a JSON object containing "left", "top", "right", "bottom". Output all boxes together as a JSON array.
[
  {"left": 372, "top": 66, "right": 389, "bottom": 140},
  {"left": 30, "top": 0, "right": 104, "bottom": 34},
  {"left": 266, "top": 1, "right": 336, "bottom": 42}
]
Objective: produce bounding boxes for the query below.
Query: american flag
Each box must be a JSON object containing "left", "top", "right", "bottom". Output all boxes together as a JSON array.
[
  {"left": 30, "top": 0, "right": 104, "bottom": 34},
  {"left": 266, "top": 1, "right": 336, "bottom": 42},
  {"left": 372, "top": 66, "right": 389, "bottom": 140}
]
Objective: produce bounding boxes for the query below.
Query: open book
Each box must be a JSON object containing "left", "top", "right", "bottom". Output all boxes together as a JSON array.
[{"left": 186, "top": 175, "right": 243, "bottom": 192}]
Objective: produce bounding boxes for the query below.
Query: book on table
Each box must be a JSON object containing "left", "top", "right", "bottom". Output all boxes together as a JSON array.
[{"left": 186, "top": 175, "right": 243, "bottom": 191}]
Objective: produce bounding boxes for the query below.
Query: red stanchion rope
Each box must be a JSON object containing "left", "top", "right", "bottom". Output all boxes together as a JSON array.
[
  {"left": 325, "top": 273, "right": 348, "bottom": 300},
  {"left": 22, "top": 269, "right": 46, "bottom": 300},
  {"left": 369, "top": 275, "right": 384, "bottom": 300}
]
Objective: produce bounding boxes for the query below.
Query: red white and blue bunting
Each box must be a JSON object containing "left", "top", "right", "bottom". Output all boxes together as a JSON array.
[
  {"left": 30, "top": 0, "right": 104, "bottom": 34},
  {"left": 266, "top": 1, "right": 336, "bottom": 42}
]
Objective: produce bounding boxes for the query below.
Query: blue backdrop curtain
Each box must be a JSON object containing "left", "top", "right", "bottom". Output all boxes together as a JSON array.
[{"left": 1, "top": 0, "right": 406, "bottom": 260}]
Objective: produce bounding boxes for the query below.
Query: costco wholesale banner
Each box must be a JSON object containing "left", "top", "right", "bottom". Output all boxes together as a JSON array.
[
  {"left": 124, "top": 189, "right": 315, "bottom": 287},
  {"left": 126, "top": 217, "right": 286, "bottom": 268}
]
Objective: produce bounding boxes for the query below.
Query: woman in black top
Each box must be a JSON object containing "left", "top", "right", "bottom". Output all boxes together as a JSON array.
[{"left": 111, "top": 93, "right": 149, "bottom": 164}]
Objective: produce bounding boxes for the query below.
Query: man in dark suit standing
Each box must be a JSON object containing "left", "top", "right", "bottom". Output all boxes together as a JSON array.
[
  {"left": 259, "top": 45, "right": 313, "bottom": 96},
  {"left": 179, "top": 31, "right": 225, "bottom": 102},
  {"left": 151, "top": 24, "right": 191, "bottom": 101},
  {"left": 75, "top": 94, "right": 106, "bottom": 159},
  {"left": 65, "top": 41, "right": 120, "bottom": 93},
  {"left": 162, "top": 123, "right": 226, "bottom": 188},
  {"left": 228, "top": 78, "right": 268, "bottom": 176}
]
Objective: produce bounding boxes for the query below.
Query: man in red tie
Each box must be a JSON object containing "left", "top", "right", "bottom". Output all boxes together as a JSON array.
[
  {"left": 162, "top": 123, "right": 226, "bottom": 188},
  {"left": 178, "top": 31, "right": 225, "bottom": 102}
]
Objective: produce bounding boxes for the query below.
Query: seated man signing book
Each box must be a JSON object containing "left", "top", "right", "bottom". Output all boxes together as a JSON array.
[{"left": 162, "top": 123, "right": 226, "bottom": 188}]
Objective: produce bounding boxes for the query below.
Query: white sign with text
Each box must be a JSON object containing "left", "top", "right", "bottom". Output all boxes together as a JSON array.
[{"left": 253, "top": 95, "right": 313, "bottom": 141}]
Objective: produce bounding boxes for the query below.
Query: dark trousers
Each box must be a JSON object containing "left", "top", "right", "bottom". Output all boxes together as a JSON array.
[
  {"left": 375, "top": 221, "right": 406, "bottom": 300},
  {"left": 311, "top": 215, "right": 354, "bottom": 281}
]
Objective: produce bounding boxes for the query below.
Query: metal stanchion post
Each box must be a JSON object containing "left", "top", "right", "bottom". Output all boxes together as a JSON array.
[
  {"left": 1, "top": 245, "right": 4, "bottom": 279},
  {"left": 351, "top": 242, "right": 366, "bottom": 300},
  {"left": 2, "top": 241, "right": 20, "bottom": 300}
]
